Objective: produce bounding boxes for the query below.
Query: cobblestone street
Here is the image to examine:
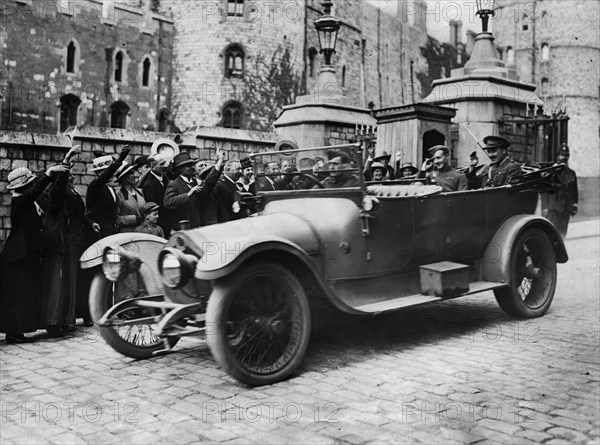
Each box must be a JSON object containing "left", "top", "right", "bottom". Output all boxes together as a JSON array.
[{"left": 1, "top": 220, "right": 599, "bottom": 444}]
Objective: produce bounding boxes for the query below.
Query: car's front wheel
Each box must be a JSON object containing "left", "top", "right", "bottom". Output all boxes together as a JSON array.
[
  {"left": 206, "top": 262, "right": 311, "bottom": 386},
  {"left": 494, "top": 228, "right": 557, "bottom": 318},
  {"left": 89, "top": 271, "right": 178, "bottom": 359}
]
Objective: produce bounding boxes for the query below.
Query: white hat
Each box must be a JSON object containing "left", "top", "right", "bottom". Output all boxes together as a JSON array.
[
  {"left": 149, "top": 153, "right": 169, "bottom": 166},
  {"left": 7, "top": 167, "right": 36, "bottom": 190},
  {"left": 91, "top": 155, "right": 114, "bottom": 172}
]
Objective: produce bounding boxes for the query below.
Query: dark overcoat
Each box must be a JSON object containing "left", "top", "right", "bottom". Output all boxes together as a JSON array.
[{"left": 0, "top": 174, "right": 52, "bottom": 334}]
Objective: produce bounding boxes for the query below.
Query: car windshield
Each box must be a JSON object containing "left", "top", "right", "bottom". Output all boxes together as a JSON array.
[{"left": 250, "top": 143, "right": 364, "bottom": 192}]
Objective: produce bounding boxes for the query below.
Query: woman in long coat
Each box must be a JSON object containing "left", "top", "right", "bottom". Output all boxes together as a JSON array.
[
  {"left": 40, "top": 159, "right": 94, "bottom": 335},
  {"left": 0, "top": 164, "right": 68, "bottom": 343}
]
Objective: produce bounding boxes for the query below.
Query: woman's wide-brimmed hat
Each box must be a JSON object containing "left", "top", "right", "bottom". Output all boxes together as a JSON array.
[
  {"left": 91, "top": 155, "right": 114, "bottom": 172},
  {"left": 7, "top": 167, "right": 36, "bottom": 190},
  {"left": 371, "top": 162, "right": 386, "bottom": 172},
  {"left": 374, "top": 151, "right": 391, "bottom": 163},
  {"left": 115, "top": 161, "right": 138, "bottom": 182},
  {"left": 400, "top": 162, "right": 419, "bottom": 175}
]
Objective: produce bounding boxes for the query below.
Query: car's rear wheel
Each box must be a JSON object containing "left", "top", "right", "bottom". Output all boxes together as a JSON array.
[
  {"left": 206, "top": 262, "right": 311, "bottom": 386},
  {"left": 89, "top": 271, "right": 178, "bottom": 359},
  {"left": 494, "top": 228, "right": 557, "bottom": 318}
]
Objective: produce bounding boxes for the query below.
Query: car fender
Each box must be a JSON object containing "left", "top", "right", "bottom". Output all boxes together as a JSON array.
[
  {"left": 195, "top": 235, "right": 320, "bottom": 280},
  {"left": 483, "top": 214, "right": 568, "bottom": 283},
  {"left": 80, "top": 233, "right": 166, "bottom": 270},
  {"left": 80, "top": 233, "right": 167, "bottom": 296}
]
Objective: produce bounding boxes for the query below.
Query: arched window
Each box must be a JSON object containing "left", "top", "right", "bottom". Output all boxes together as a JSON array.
[
  {"left": 342, "top": 66, "right": 346, "bottom": 87},
  {"left": 115, "top": 51, "right": 124, "bottom": 82},
  {"left": 142, "top": 57, "right": 151, "bottom": 87},
  {"left": 541, "top": 43, "right": 550, "bottom": 61},
  {"left": 224, "top": 44, "right": 244, "bottom": 78},
  {"left": 541, "top": 11, "right": 549, "bottom": 29},
  {"left": 59, "top": 94, "right": 81, "bottom": 132},
  {"left": 506, "top": 46, "right": 515, "bottom": 65},
  {"left": 66, "top": 41, "right": 78, "bottom": 74},
  {"left": 110, "top": 101, "right": 129, "bottom": 128},
  {"left": 308, "top": 47, "right": 318, "bottom": 78},
  {"left": 541, "top": 78, "right": 549, "bottom": 95},
  {"left": 220, "top": 101, "right": 243, "bottom": 129},
  {"left": 158, "top": 107, "right": 170, "bottom": 132}
]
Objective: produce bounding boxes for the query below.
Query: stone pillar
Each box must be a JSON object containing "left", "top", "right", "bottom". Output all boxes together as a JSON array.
[
  {"left": 423, "top": 31, "right": 543, "bottom": 167},
  {"left": 274, "top": 65, "right": 375, "bottom": 150}
]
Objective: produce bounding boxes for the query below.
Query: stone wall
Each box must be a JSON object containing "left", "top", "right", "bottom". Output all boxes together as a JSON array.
[
  {"left": 158, "top": 0, "right": 429, "bottom": 130},
  {"left": 0, "top": 0, "right": 175, "bottom": 133},
  {"left": 493, "top": 0, "right": 600, "bottom": 182},
  {"left": 0, "top": 126, "right": 278, "bottom": 249}
]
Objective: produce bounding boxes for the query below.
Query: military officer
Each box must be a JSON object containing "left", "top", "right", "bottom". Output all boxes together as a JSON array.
[
  {"left": 416, "top": 145, "right": 467, "bottom": 192},
  {"left": 480, "top": 136, "right": 522, "bottom": 187},
  {"left": 541, "top": 143, "right": 578, "bottom": 237}
]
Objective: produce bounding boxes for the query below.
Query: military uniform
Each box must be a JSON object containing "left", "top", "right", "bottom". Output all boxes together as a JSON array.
[
  {"left": 416, "top": 165, "right": 467, "bottom": 192},
  {"left": 320, "top": 173, "right": 360, "bottom": 188},
  {"left": 481, "top": 157, "right": 523, "bottom": 187},
  {"left": 541, "top": 145, "right": 578, "bottom": 238}
]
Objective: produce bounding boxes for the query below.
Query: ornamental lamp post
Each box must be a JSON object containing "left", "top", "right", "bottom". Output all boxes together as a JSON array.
[
  {"left": 314, "top": 1, "right": 340, "bottom": 67},
  {"left": 463, "top": 0, "right": 504, "bottom": 74},
  {"left": 475, "top": 0, "right": 496, "bottom": 33}
]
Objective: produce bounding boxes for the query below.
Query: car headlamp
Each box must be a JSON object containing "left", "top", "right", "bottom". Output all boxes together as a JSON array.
[
  {"left": 102, "top": 247, "right": 141, "bottom": 282},
  {"left": 158, "top": 248, "right": 198, "bottom": 289},
  {"left": 362, "top": 195, "right": 380, "bottom": 212}
]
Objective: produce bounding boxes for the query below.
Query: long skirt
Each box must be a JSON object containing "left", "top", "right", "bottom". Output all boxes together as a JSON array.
[
  {"left": 41, "top": 252, "right": 76, "bottom": 327},
  {"left": 0, "top": 255, "right": 43, "bottom": 334}
]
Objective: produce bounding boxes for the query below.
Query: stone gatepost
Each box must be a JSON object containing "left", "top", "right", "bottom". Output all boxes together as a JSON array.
[
  {"left": 423, "top": 30, "right": 543, "bottom": 168},
  {"left": 273, "top": 67, "right": 375, "bottom": 151}
]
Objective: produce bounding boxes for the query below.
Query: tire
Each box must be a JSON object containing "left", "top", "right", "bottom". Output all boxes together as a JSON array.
[
  {"left": 89, "top": 271, "right": 179, "bottom": 359},
  {"left": 206, "top": 262, "right": 311, "bottom": 386},
  {"left": 494, "top": 228, "right": 557, "bottom": 318}
]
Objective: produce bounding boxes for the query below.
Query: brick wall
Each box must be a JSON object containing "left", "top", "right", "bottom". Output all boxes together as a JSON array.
[
  {"left": 0, "top": 0, "right": 175, "bottom": 133},
  {"left": 159, "top": 0, "right": 429, "bottom": 130},
  {"left": 0, "top": 126, "right": 278, "bottom": 249},
  {"left": 492, "top": 0, "right": 600, "bottom": 179}
]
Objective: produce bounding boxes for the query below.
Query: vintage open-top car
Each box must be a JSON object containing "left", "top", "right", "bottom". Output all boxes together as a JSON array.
[{"left": 81, "top": 143, "right": 567, "bottom": 386}]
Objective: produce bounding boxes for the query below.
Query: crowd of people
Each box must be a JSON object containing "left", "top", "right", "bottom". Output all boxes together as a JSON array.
[
  {"left": 0, "top": 135, "right": 578, "bottom": 343},
  {"left": 0, "top": 145, "right": 242, "bottom": 344}
]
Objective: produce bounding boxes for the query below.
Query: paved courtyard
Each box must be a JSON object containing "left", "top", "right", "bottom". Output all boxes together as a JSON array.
[{"left": 1, "top": 219, "right": 599, "bottom": 444}]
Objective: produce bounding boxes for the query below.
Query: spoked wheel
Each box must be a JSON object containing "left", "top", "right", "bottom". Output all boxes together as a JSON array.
[
  {"left": 494, "top": 228, "right": 557, "bottom": 318},
  {"left": 89, "top": 271, "right": 179, "bottom": 359},
  {"left": 206, "top": 262, "right": 311, "bottom": 386}
]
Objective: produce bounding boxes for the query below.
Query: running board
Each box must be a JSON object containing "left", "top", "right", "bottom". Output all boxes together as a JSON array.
[{"left": 352, "top": 281, "right": 506, "bottom": 314}]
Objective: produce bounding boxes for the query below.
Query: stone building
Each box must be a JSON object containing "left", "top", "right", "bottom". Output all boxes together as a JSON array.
[
  {"left": 492, "top": 0, "right": 600, "bottom": 211},
  {"left": 157, "top": 0, "right": 430, "bottom": 131},
  {"left": 0, "top": 0, "right": 175, "bottom": 133}
]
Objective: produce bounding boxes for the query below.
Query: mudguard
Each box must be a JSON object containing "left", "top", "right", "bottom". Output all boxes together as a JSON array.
[
  {"left": 483, "top": 214, "right": 568, "bottom": 283},
  {"left": 194, "top": 235, "right": 320, "bottom": 280},
  {"left": 80, "top": 233, "right": 167, "bottom": 295},
  {"left": 80, "top": 233, "right": 166, "bottom": 269}
]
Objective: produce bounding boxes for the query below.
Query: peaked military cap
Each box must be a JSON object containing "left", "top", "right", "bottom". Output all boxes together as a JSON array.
[
  {"left": 483, "top": 135, "right": 511, "bottom": 150},
  {"left": 558, "top": 143, "right": 570, "bottom": 156}
]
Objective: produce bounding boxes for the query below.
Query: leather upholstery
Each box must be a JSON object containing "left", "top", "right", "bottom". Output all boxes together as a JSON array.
[{"left": 366, "top": 184, "right": 443, "bottom": 197}]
